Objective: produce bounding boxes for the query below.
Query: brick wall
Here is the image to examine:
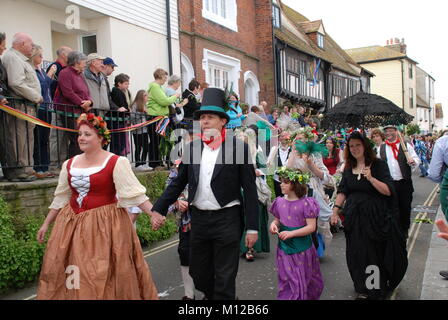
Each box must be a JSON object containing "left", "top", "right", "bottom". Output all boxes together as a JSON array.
[{"left": 179, "top": 0, "right": 276, "bottom": 108}]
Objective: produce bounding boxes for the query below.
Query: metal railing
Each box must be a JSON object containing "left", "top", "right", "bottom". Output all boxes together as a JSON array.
[{"left": 0, "top": 97, "right": 192, "bottom": 176}]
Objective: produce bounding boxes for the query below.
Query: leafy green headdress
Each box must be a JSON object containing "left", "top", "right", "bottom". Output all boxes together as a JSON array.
[{"left": 276, "top": 167, "right": 311, "bottom": 185}]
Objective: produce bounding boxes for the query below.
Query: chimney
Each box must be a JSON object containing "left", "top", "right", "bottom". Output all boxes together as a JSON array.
[{"left": 386, "top": 37, "right": 406, "bottom": 54}]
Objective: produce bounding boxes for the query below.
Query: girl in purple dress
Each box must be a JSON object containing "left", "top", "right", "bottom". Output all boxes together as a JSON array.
[{"left": 269, "top": 167, "right": 324, "bottom": 300}]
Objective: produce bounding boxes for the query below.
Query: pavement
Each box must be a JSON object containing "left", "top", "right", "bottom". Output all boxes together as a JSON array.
[{"left": 420, "top": 206, "right": 448, "bottom": 300}]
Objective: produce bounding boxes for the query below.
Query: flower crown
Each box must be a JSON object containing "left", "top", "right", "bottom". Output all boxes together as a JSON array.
[
  {"left": 77, "top": 113, "right": 111, "bottom": 144},
  {"left": 290, "top": 127, "right": 316, "bottom": 142},
  {"left": 276, "top": 167, "right": 311, "bottom": 185}
]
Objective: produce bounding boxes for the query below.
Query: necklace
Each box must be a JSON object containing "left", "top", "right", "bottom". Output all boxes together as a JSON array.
[{"left": 354, "top": 165, "right": 365, "bottom": 180}]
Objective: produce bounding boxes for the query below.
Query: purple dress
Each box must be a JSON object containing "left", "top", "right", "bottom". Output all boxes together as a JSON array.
[{"left": 270, "top": 197, "right": 324, "bottom": 300}]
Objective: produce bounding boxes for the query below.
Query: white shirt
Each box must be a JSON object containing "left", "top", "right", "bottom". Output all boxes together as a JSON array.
[
  {"left": 378, "top": 142, "right": 420, "bottom": 181},
  {"left": 279, "top": 146, "right": 291, "bottom": 167},
  {"left": 191, "top": 144, "right": 240, "bottom": 210}
]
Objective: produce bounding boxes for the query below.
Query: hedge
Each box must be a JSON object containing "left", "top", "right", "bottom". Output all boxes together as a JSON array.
[{"left": 0, "top": 170, "right": 178, "bottom": 294}]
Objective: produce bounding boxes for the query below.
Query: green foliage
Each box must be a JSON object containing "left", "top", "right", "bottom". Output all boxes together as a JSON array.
[
  {"left": 266, "top": 175, "right": 277, "bottom": 201},
  {"left": 406, "top": 123, "right": 421, "bottom": 136},
  {"left": 137, "top": 171, "right": 169, "bottom": 202},
  {"left": 136, "top": 213, "right": 178, "bottom": 247},
  {"left": 0, "top": 197, "right": 47, "bottom": 293}
]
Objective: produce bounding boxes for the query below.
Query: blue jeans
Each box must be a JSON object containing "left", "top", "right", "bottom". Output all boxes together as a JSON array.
[{"left": 419, "top": 158, "right": 429, "bottom": 176}]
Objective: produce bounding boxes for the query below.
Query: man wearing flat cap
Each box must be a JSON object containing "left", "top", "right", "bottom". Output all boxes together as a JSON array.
[
  {"left": 378, "top": 125, "right": 420, "bottom": 236},
  {"left": 152, "top": 88, "right": 259, "bottom": 300}
]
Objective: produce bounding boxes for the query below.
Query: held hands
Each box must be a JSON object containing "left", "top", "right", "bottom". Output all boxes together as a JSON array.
[
  {"left": 150, "top": 211, "right": 166, "bottom": 231},
  {"left": 0, "top": 98, "right": 8, "bottom": 105},
  {"left": 278, "top": 231, "right": 293, "bottom": 241},
  {"left": 117, "top": 107, "right": 127, "bottom": 112}
]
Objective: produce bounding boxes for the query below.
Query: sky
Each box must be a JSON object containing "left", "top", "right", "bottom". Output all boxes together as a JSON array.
[{"left": 282, "top": 0, "right": 448, "bottom": 127}]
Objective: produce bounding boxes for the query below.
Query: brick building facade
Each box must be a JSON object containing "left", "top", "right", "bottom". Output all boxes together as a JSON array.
[{"left": 178, "top": 0, "right": 276, "bottom": 109}]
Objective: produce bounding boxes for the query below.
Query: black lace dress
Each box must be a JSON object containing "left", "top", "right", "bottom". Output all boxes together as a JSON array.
[{"left": 337, "top": 159, "right": 408, "bottom": 299}]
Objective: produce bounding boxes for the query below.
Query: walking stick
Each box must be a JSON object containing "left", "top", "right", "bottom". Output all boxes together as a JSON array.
[{"left": 397, "top": 130, "right": 412, "bottom": 163}]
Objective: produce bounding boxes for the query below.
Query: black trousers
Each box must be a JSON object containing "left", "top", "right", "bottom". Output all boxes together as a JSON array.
[
  {"left": 133, "top": 132, "right": 149, "bottom": 167},
  {"left": 178, "top": 229, "right": 191, "bottom": 267},
  {"left": 147, "top": 115, "right": 161, "bottom": 167},
  {"left": 393, "top": 179, "right": 414, "bottom": 235},
  {"left": 189, "top": 205, "right": 242, "bottom": 300}
]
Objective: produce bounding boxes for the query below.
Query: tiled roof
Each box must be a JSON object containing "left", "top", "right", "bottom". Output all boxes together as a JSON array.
[
  {"left": 278, "top": 3, "right": 361, "bottom": 77},
  {"left": 298, "top": 20, "right": 322, "bottom": 34},
  {"left": 345, "top": 46, "right": 407, "bottom": 63}
]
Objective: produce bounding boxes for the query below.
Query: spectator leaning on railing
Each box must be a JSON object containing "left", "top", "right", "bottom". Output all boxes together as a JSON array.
[
  {"left": 54, "top": 51, "right": 92, "bottom": 159},
  {"left": 2, "top": 32, "right": 43, "bottom": 182},
  {"left": 147, "top": 68, "right": 180, "bottom": 167},
  {"left": 30, "top": 44, "right": 55, "bottom": 179}
]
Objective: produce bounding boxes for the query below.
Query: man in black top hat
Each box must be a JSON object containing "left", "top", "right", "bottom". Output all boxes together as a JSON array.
[{"left": 152, "top": 88, "right": 259, "bottom": 300}]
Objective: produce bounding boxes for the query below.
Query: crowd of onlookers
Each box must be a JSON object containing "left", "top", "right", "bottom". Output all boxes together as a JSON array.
[
  {"left": 0, "top": 31, "right": 212, "bottom": 182},
  {"left": 0, "top": 31, "right": 317, "bottom": 183}
]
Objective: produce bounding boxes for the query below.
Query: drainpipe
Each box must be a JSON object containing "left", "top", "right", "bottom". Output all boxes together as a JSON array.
[
  {"left": 166, "top": 0, "right": 173, "bottom": 75},
  {"left": 272, "top": 22, "right": 279, "bottom": 106},
  {"left": 401, "top": 59, "right": 405, "bottom": 110}
]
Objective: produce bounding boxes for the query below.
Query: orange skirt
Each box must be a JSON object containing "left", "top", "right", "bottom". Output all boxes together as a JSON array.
[{"left": 37, "top": 203, "right": 158, "bottom": 300}]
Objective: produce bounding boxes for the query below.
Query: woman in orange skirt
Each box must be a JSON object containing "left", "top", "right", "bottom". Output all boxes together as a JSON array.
[{"left": 36, "top": 113, "right": 165, "bottom": 300}]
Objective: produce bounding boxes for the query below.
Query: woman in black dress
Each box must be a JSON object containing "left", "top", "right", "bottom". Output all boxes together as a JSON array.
[{"left": 331, "top": 132, "right": 408, "bottom": 300}]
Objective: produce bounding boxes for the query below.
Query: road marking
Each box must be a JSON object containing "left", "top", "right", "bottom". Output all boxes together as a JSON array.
[
  {"left": 389, "top": 184, "right": 439, "bottom": 300},
  {"left": 406, "top": 185, "right": 438, "bottom": 242},
  {"left": 142, "top": 239, "right": 180, "bottom": 256},
  {"left": 24, "top": 294, "right": 37, "bottom": 300},
  {"left": 144, "top": 241, "right": 179, "bottom": 258}
]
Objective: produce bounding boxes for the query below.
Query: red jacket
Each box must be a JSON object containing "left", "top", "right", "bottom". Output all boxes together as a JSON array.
[{"left": 54, "top": 66, "right": 91, "bottom": 114}]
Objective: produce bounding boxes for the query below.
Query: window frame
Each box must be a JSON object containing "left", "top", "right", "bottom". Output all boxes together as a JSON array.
[
  {"left": 317, "top": 33, "right": 324, "bottom": 49},
  {"left": 202, "top": 0, "right": 238, "bottom": 32},
  {"left": 272, "top": 4, "right": 281, "bottom": 29}
]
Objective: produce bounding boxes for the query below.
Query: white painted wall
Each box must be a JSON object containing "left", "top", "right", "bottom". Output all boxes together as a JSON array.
[
  {"left": 68, "top": 0, "right": 179, "bottom": 39},
  {"left": 108, "top": 17, "right": 180, "bottom": 96}
]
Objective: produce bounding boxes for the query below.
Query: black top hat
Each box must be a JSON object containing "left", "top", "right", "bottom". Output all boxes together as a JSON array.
[{"left": 194, "top": 88, "right": 230, "bottom": 122}]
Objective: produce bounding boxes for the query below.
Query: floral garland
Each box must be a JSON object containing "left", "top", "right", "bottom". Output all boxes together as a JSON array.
[
  {"left": 290, "top": 126, "right": 316, "bottom": 142},
  {"left": 77, "top": 113, "right": 111, "bottom": 144},
  {"left": 276, "top": 166, "right": 311, "bottom": 185}
]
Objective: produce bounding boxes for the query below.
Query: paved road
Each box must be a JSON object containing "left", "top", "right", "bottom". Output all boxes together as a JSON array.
[{"left": 0, "top": 172, "right": 440, "bottom": 300}]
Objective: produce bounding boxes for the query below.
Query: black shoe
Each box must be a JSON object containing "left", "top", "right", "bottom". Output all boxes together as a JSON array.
[
  {"left": 182, "top": 296, "right": 195, "bottom": 300},
  {"left": 440, "top": 270, "right": 448, "bottom": 279},
  {"left": 355, "top": 293, "right": 369, "bottom": 300}
]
